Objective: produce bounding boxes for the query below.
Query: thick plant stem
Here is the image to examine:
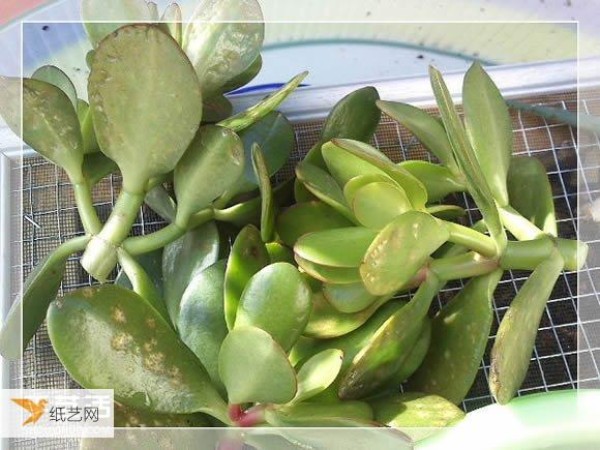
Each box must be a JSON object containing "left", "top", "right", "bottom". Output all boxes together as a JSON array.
[
  {"left": 122, "top": 208, "right": 214, "bottom": 255},
  {"left": 430, "top": 252, "right": 499, "bottom": 281},
  {"left": 72, "top": 182, "right": 102, "bottom": 234},
  {"left": 81, "top": 190, "right": 144, "bottom": 281},
  {"left": 444, "top": 222, "right": 498, "bottom": 258}
]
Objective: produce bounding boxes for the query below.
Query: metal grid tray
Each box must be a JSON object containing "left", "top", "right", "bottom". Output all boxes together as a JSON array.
[{"left": 3, "top": 65, "right": 600, "bottom": 449}]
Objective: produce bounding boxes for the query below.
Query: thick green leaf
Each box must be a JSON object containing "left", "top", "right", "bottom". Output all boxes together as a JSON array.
[
  {"left": 360, "top": 211, "right": 449, "bottom": 296},
  {"left": 252, "top": 144, "right": 275, "bottom": 242},
  {"left": 225, "top": 111, "right": 294, "bottom": 197},
  {"left": 219, "top": 326, "right": 297, "bottom": 404},
  {"left": 339, "top": 276, "right": 443, "bottom": 399},
  {"left": 32, "top": 65, "right": 78, "bottom": 109},
  {"left": 222, "top": 54, "right": 263, "bottom": 93},
  {"left": 236, "top": 263, "right": 312, "bottom": 351},
  {"left": 322, "top": 142, "right": 388, "bottom": 187},
  {"left": 178, "top": 260, "right": 228, "bottom": 392},
  {"left": 294, "top": 162, "right": 354, "bottom": 220},
  {"left": 293, "top": 349, "right": 344, "bottom": 403},
  {"left": 224, "top": 224, "right": 270, "bottom": 329},
  {"left": 183, "top": 0, "right": 264, "bottom": 97},
  {"left": 429, "top": 66, "right": 506, "bottom": 253},
  {"left": 116, "top": 249, "right": 170, "bottom": 325},
  {"left": 267, "top": 401, "right": 373, "bottom": 427},
  {"left": 321, "top": 87, "right": 381, "bottom": 143},
  {"left": 266, "top": 242, "right": 295, "bottom": 264},
  {"left": 174, "top": 125, "right": 244, "bottom": 226},
  {"left": 490, "top": 253, "right": 564, "bottom": 404},
  {"left": 322, "top": 282, "right": 378, "bottom": 314},
  {"left": 295, "top": 257, "right": 362, "bottom": 285},
  {"left": 81, "top": 0, "right": 152, "bottom": 47},
  {"left": 352, "top": 181, "right": 412, "bottom": 230},
  {"left": 0, "top": 236, "right": 89, "bottom": 360},
  {"left": 89, "top": 24, "right": 202, "bottom": 192},
  {"left": 507, "top": 155, "right": 557, "bottom": 236},
  {"left": 328, "top": 139, "right": 428, "bottom": 209},
  {"left": 371, "top": 392, "right": 464, "bottom": 441},
  {"left": 409, "top": 270, "right": 503, "bottom": 404},
  {"left": 114, "top": 402, "right": 210, "bottom": 427},
  {"left": 276, "top": 201, "right": 353, "bottom": 248},
  {"left": 144, "top": 184, "right": 177, "bottom": 222},
  {"left": 23, "top": 78, "right": 84, "bottom": 180},
  {"left": 390, "top": 317, "right": 432, "bottom": 385},
  {"left": 377, "top": 100, "right": 457, "bottom": 171},
  {"left": 47, "top": 285, "right": 227, "bottom": 420},
  {"left": 162, "top": 222, "right": 220, "bottom": 326},
  {"left": 115, "top": 248, "right": 164, "bottom": 295},
  {"left": 343, "top": 173, "right": 396, "bottom": 205},
  {"left": 82, "top": 152, "right": 118, "bottom": 186},
  {"left": 304, "top": 293, "right": 393, "bottom": 339},
  {"left": 160, "top": 3, "right": 182, "bottom": 45},
  {"left": 219, "top": 72, "right": 308, "bottom": 132},
  {"left": 463, "top": 62, "right": 513, "bottom": 207},
  {"left": 77, "top": 100, "right": 99, "bottom": 154},
  {"left": 295, "top": 228, "right": 376, "bottom": 268},
  {"left": 399, "top": 160, "right": 466, "bottom": 202},
  {"left": 425, "top": 204, "right": 466, "bottom": 221}
]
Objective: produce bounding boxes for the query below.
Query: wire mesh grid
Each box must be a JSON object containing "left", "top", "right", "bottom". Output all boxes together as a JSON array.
[{"left": 8, "top": 89, "right": 600, "bottom": 449}]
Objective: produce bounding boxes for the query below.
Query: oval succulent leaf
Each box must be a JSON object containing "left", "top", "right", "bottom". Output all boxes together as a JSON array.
[
  {"left": 89, "top": 24, "right": 202, "bottom": 192},
  {"left": 463, "top": 62, "right": 513, "bottom": 207},
  {"left": 32, "top": 65, "right": 78, "bottom": 109},
  {"left": 295, "top": 162, "right": 354, "bottom": 221},
  {"left": 304, "top": 293, "right": 393, "bottom": 339},
  {"left": 251, "top": 144, "right": 275, "bottom": 242},
  {"left": 183, "top": 0, "right": 264, "bottom": 97},
  {"left": 81, "top": 0, "right": 153, "bottom": 48},
  {"left": 224, "top": 224, "right": 270, "bottom": 329},
  {"left": 235, "top": 262, "right": 312, "bottom": 351},
  {"left": 360, "top": 211, "right": 449, "bottom": 296},
  {"left": 339, "top": 275, "right": 443, "bottom": 399},
  {"left": 409, "top": 269, "right": 503, "bottom": 404},
  {"left": 201, "top": 94, "right": 233, "bottom": 123},
  {"left": 490, "top": 253, "right": 564, "bottom": 404},
  {"left": 0, "top": 236, "right": 89, "bottom": 360},
  {"left": 222, "top": 54, "right": 263, "bottom": 93},
  {"left": 219, "top": 71, "right": 308, "bottom": 132},
  {"left": 295, "top": 227, "right": 376, "bottom": 268},
  {"left": 276, "top": 201, "right": 353, "bottom": 248},
  {"left": 162, "top": 221, "right": 220, "bottom": 326},
  {"left": 352, "top": 181, "right": 412, "bottom": 230},
  {"left": 399, "top": 160, "right": 466, "bottom": 202},
  {"left": 174, "top": 125, "right": 244, "bottom": 226},
  {"left": 322, "top": 142, "right": 388, "bottom": 187},
  {"left": 390, "top": 317, "right": 432, "bottom": 385},
  {"left": 425, "top": 204, "right": 466, "bottom": 221},
  {"left": 343, "top": 173, "right": 396, "bottom": 206},
  {"left": 322, "top": 282, "right": 378, "bottom": 314},
  {"left": 377, "top": 100, "right": 457, "bottom": 172},
  {"left": 178, "top": 260, "right": 228, "bottom": 392},
  {"left": 321, "top": 86, "right": 381, "bottom": 143},
  {"left": 144, "top": 184, "right": 177, "bottom": 222},
  {"left": 268, "top": 401, "right": 373, "bottom": 427},
  {"left": 293, "top": 349, "right": 344, "bottom": 403},
  {"left": 219, "top": 326, "right": 297, "bottom": 404},
  {"left": 226, "top": 111, "right": 295, "bottom": 197},
  {"left": 47, "top": 285, "right": 227, "bottom": 420},
  {"left": 507, "top": 155, "right": 557, "bottom": 236},
  {"left": 23, "top": 78, "right": 84, "bottom": 181},
  {"left": 77, "top": 100, "right": 100, "bottom": 154},
  {"left": 295, "top": 257, "right": 362, "bottom": 285},
  {"left": 329, "top": 139, "right": 428, "bottom": 209},
  {"left": 82, "top": 152, "right": 118, "bottom": 186}
]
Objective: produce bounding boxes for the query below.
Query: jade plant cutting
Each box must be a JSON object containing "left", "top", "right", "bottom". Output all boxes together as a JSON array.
[{"left": 0, "top": 0, "right": 589, "bottom": 443}]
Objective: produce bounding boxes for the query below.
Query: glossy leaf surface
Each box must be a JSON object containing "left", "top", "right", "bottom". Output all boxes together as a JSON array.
[
  {"left": 295, "top": 228, "right": 376, "bottom": 268},
  {"left": 352, "top": 181, "right": 412, "bottom": 230},
  {"left": 32, "top": 65, "right": 78, "bottom": 109},
  {"left": 219, "top": 326, "right": 297, "bottom": 404},
  {"left": 295, "top": 256, "right": 362, "bottom": 285},
  {"left": 251, "top": 144, "right": 275, "bottom": 242},
  {"left": 399, "top": 160, "right": 465, "bottom": 202},
  {"left": 322, "top": 282, "right": 378, "bottom": 314},
  {"left": 293, "top": 349, "right": 344, "bottom": 403}
]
